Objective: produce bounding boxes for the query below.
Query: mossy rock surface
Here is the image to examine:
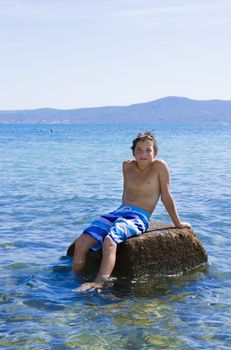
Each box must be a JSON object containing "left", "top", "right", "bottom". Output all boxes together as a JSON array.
[{"left": 67, "top": 221, "right": 208, "bottom": 277}]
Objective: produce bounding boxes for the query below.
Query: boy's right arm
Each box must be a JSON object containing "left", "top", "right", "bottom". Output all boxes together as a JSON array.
[{"left": 122, "top": 161, "right": 129, "bottom": 203}]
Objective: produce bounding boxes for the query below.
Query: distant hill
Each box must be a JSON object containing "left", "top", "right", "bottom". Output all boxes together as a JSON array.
[{"left": 0, "top": 96, "right": 230, "bottom": 124}]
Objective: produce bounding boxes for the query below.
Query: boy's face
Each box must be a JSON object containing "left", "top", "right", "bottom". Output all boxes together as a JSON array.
[{"left": 133, "top": 139, "right": 156, "bottom": 164}]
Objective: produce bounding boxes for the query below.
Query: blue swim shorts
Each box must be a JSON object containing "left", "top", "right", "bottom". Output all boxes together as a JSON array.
[{"left": 83, "top": 205, "right": 150, "bottom": 251}]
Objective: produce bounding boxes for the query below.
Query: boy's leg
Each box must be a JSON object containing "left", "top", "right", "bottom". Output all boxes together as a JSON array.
[
  {"left": 72, "top": 233, "right": 97, "bottom": 272},
  {"left": 76, "top": 217, "right": 138, "bottom": 291},
  {"left": 75, "top": 235, "right": 117, "bottom": 292},
  {"left": 95, "top": 235, "right": 117, "bottom": 282},
  {"left": 75, "top": 209, "right": 149, "bottom": 291},
  {"left": 95, "top": 211, "right": 147, "bottom": 282}
]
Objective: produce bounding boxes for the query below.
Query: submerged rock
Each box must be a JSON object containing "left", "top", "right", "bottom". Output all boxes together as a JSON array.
[{"left": 67, "top": 221, "right": 208, "bottom": 277}]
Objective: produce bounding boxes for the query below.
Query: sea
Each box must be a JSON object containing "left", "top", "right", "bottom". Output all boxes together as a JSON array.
[{"left": 0, "top": 123, "right": 230, "bottom": 350}]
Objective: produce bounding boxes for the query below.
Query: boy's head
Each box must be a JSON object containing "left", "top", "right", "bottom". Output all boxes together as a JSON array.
[{"left": 131, "top": 131, "right": 158, "bottom": 157}]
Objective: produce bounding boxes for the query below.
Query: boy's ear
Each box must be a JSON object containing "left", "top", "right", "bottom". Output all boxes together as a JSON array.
[{"left": 154, "top": 148, "right": 158, "bottom": 157}]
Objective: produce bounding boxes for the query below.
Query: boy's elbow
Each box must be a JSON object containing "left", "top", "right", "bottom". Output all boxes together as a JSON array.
[{"left": 161, "top": 196, "right": 167, "bottom": 205}]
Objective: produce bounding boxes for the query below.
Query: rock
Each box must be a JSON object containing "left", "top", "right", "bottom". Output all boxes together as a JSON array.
[{"left": 67, "top": 221, "right": 208, "bottom": 277}]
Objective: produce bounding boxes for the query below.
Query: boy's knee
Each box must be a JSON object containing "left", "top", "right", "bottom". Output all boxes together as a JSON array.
[
  {"left": 103, "top": 235, "right": 117, "bottom": 249},
  {"left": 75, "top": 234, "right": 90, "bottom": 252}
]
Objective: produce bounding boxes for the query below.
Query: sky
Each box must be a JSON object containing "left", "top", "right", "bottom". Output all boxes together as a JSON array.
[{"left": 0, "top": 0, "right": 231, "bottom": 110}]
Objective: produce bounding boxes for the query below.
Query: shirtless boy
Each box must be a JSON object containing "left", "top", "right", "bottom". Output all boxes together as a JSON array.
[{"left": 73, "top": 131, "right": 191, "bottom": 291}]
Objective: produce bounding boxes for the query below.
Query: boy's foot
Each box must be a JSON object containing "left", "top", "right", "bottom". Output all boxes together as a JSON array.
[{"left": 75, "top": 281, "right": 103, "bottom": 293}]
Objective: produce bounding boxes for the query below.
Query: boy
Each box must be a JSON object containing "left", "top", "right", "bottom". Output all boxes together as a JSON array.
[{"left": 73, "top": 131, "right": 191, "bottom": 291}]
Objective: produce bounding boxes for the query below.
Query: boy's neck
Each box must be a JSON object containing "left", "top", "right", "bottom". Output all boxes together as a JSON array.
[{"left": 135, "top": 161, "right": 152, "bottom": 171}]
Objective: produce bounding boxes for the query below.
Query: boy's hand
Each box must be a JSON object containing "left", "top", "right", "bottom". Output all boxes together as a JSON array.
[{"left": 175, "top": 222, "right": 191, "bottom": 229}]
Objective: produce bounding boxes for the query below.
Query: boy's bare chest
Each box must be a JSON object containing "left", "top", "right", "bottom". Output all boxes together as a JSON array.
[{"left": 126, "top": 167, "right": 158, "bottom": 189}]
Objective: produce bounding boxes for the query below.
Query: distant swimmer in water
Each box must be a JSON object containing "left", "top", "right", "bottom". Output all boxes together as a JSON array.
[{"left": 73, "top": 131, "right": 191, "bottom": 292}]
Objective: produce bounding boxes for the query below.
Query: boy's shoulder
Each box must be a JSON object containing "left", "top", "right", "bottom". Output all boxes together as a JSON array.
[
  {"left": 122, "top": 159, "right": 169, "bottom": 173},
  {"left": 153, "top": 159, "right": 168, "bottom": 167},
  {"left": 153, "top": 159, "right": 169, "bottom": 170},
  {"left": 122, "top": 159, "right": 168, "bottom": 167},
  {"left": 123, "top": 160, "right": 135, "bottom": 168},
  {"left": 153, "top": 160, "right": 170, "bottom": 176}
]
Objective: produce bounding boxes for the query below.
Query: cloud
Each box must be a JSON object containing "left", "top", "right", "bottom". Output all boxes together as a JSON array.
[
  {"left": 0, "top": 0, "right": 60, "bottom": 18},
  {"left": 202, "top": 19, "right": 231, "bottom": 27},
  {"left": 0, "top": 0, "right": 82, "bottom": 21},
  {"left": 112, "top": 2, "right": 231, "bottom": 30},
  {"left": 115, "top": 4, "right": 217, "bottom": 17}
]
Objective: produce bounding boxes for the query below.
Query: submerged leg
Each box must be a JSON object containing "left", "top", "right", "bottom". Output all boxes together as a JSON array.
[{"left": 72, "top": 233, "right": 97, "bottom": 273}]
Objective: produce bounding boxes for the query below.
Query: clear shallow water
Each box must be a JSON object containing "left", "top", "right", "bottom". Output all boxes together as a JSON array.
[{"left": 0, "top": 123, "right": 230, "bottom": 350}]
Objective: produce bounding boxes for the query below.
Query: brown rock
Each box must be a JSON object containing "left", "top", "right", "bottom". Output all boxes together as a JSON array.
[{"left": 67, "top": 221, "right": 208, "bottom": 277}]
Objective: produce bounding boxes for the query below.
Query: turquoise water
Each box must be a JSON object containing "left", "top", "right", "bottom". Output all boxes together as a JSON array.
[{"left": 0, "top": 123, "right": 230, "bottom": 349}]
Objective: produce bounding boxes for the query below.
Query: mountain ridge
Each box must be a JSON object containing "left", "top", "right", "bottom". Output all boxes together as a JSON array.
[{"left": 0, "top": 96, "right": 230, "bottom": 124}]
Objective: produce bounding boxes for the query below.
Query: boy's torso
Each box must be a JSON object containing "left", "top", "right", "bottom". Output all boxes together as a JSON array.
[{"left": 122, "top": 160, "right": 161, "bottom": 215}]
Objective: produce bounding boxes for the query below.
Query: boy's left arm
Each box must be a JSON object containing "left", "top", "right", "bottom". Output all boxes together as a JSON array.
[{"left": 158, "top": 161, "right": 191, "bottom": 228}]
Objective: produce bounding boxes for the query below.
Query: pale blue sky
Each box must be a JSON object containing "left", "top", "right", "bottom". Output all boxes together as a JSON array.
[{"left": 0, "top": 0, "right": 230, "bottom": 110}]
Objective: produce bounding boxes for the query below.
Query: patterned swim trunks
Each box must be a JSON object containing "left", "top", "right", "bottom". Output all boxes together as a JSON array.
[{"left": 83, "top": 205, "right": 150, "bottom": 251}]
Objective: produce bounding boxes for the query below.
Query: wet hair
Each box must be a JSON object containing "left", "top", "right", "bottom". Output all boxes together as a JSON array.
[{"left": 131, "top": 131, "right": 158, "bottom": 153}]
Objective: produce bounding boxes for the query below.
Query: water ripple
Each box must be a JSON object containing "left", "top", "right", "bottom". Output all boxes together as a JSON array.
[{"left": 0, "top": 124, "right": 230, "bottom": 349}]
